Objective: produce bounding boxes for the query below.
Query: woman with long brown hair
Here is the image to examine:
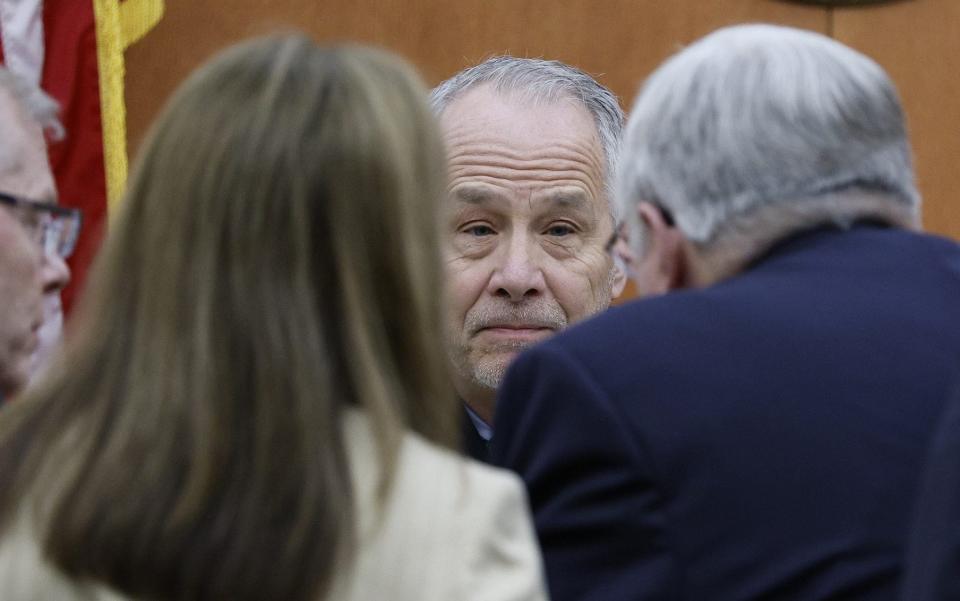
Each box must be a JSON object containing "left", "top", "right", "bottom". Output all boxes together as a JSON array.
[{"left": 0, "top": 35, "right": 546, "bottom": 601}]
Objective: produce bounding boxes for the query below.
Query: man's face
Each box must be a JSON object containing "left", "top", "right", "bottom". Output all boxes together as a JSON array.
[
  {"left": 0, "top": 203, "right": 43, "bottom": 396},
  {"left": 441, "top": 85, "right": 623, "bottom": 402},
  {"left": 0, "top": 87, "right": 66, "bottom": 396}
]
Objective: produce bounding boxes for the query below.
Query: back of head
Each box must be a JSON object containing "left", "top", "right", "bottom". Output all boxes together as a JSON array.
[
  {"left": 618, "top": 24, "right": 918, "bottom": 248},
  {"left": 431, "top": 55, "right": 624, "bottom": 213},
  {"left": 0, "top": 35, "right": 451, "bottom": 601}
]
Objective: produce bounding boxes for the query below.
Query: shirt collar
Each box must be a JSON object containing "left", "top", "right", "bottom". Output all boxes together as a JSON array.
[{"left": 463, "top": 403, "right": 493, "bottom": 441}]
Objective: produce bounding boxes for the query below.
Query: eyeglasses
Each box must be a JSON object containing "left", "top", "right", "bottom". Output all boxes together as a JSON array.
[
  {"left": 604, "top": 204, "right": 675, "bottom": 254},
  {"left": 604, "top": 222, "right": 626, "bottom": 254},
  {"left": 0, "top": 192, "right": 82, "bottom": 259}
]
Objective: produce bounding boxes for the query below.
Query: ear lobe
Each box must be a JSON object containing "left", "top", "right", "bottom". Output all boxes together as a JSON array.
[
  {"left": 610, "top": 254, "right": 628, "bottom": 298},
  {"left": 659, "top": 224, "right": 687, "bottom": 291},
  {"left": 634, "top": 202, "right": 686, "bottom": 296}
]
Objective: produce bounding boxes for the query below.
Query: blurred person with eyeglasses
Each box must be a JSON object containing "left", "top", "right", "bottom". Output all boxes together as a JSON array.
[{"left": 0, "top": 67, "right": 73, "bottom": 400}]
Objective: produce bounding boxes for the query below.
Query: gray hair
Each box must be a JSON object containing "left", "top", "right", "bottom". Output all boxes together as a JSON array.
[
  {"left": 618, "top": 24, "right": 918, "bottom": 248},
  {"left": 430, "top": 56, "right": 624, "bottom": 219},
  {"left": 0, "top": 67, "right": 63, "bottom": 141}
]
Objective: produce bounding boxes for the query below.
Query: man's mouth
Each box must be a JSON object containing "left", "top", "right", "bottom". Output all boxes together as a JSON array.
[{"left": 476, "top": 324, "right": 554, "bottom": 342}]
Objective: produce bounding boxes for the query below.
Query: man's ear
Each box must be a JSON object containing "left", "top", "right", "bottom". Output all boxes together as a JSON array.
[
  {"left": 610, "top": 243, "right": 629, "bottom": 298},
  {"left": 634, "top": 202, "right": 686, "bottom": 296}
]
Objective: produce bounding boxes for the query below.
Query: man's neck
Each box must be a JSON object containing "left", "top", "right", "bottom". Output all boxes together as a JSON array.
[
  {"left": 684, "top": 192, "right": 917, "bottom": 288},
  {"left": 456, "top": 380, "right": 496, "bottom": 426}
]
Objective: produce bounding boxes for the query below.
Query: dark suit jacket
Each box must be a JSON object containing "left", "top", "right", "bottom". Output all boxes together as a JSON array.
[
  {"left": 901, "top": 385, "right": 960, "bottom": 600},
  {"left": 492, "top": 225, "right": 960, "bottom": 601}
]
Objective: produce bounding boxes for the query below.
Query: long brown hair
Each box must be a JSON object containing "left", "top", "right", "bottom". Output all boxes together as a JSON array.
[{"left": 0, "top": 35, "right": 454, "bottom": 601}]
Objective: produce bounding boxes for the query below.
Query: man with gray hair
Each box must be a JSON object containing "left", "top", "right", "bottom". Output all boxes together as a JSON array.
[
  {"left": 0, "top": 67, "right": 75, "bottom": 401},
  {"left": 431, "top": 56, "right": 626, "bottom": 461},
  {"left": 491, "top": 25, "right": 960, "bottom": 600}
]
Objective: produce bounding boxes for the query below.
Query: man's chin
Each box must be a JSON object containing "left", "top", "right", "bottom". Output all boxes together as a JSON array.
[
  {"left": 452, "top": 340, "right": 541, "bottom": 392},
  {"left": 468, "top": 349, "right": 526, "bottom": 390},
  {"left": 0, "top": 363, "right": 30, "bottom": 399}
]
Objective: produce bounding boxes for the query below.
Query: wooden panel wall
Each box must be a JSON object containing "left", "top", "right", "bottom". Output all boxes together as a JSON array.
[
  {"left": 833, "top": 0, "right": 960, "bottom": 238},
  {"left": 124, "top": 0, "right": 826, "bottom": 154},
  {"left": 124, "top": 1, "right": 960, "bottom": 299}
]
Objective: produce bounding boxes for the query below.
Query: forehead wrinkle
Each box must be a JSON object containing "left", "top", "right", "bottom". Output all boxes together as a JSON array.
[
  {"left": 448, "top": 168, "right": 601, "bottom": 201},
  {"left": 447, "top": 149, "right": 603, "bottom": 193},
  {"left": 444, "top": 128, "right": 602, "bottom": 168},
  {"left": 449, "top": 156, "right": 599, "bottom": 180},
  {"left": 447, "top": 148, "right": 601, "bottom": 174},
  {"left": 443, "top": 119, "right": 607, "bottom": 209}
]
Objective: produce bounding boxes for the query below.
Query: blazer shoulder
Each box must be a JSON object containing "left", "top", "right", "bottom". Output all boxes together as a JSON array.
[
  {"left": 531, "top": 289, "right": 714, "bottom": 382},
  {"left": 341, "top": 411, "right": 547, "bottom": 601}
]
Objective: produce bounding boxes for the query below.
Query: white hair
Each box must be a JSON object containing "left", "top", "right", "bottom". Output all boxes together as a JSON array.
[
  {"left": 0, "top": 67, "right": 63, "bottom": 141},
  {"left": 618, "top": 24, "right": 918, "bottom": 249},
  {"left": 430, "top": 56, "right": 624, "bottom": 219}
]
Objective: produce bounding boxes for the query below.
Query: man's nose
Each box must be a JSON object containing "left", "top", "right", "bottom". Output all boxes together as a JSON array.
[
  {"left": 487, "top": 233, "right": 546, "bottom": 302},
  {"left": 40, "top": 252, "right": 71, "bottom": 293}
]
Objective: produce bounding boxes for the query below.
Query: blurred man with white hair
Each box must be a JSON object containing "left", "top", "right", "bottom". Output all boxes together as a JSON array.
[
  {"left": 491, "top": 24, "right": 960, "bottom": 600},
  {"left": 0, "top": 67, "right": 75, "bottom": 401}
]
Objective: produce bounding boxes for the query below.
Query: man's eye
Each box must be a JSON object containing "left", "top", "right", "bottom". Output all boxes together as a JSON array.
[
  {"left": 545, "top": 224, "right": 575, "bottom": 237},
  {"left": 464, "top": 225, "right": 495, "bottom": 237}
]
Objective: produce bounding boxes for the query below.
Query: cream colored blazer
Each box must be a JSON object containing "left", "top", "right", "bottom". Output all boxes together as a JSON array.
[{"left": 0, "top": 410, "right": 548, "bottom": 601}]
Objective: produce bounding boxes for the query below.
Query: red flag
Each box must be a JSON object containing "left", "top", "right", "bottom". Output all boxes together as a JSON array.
[{"left": 41, "top": 0, "right": 106, "bottom": 312}]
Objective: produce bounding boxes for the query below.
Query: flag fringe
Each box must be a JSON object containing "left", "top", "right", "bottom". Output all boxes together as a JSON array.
[
  {"left": 92, "top": 0, "right": 126, "bottom": 216},
  {"left": 120, "top": 0, "right": 163, "bottom": 49}
]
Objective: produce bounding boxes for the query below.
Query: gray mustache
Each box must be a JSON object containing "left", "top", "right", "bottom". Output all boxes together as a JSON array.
[{"left": 465, "top": 302, "right": 567, "bottom": 333}]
